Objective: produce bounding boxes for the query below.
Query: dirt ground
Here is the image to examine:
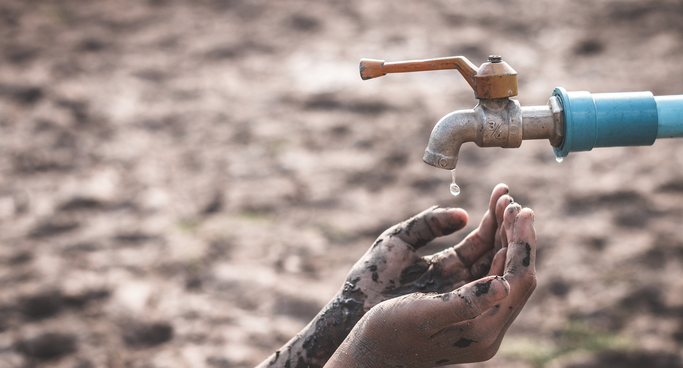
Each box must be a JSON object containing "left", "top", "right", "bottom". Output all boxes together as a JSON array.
[{"left": 1, "top": 0, "right": 683, "bottom": 367}]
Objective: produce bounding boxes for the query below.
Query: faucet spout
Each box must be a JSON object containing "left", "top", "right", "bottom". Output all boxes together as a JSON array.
[
  {"left": 423, "top": 97, "right": 564, "bottom": 170},
  {"left": 423, "top": 108, "right": 477, "bottom": 170}
]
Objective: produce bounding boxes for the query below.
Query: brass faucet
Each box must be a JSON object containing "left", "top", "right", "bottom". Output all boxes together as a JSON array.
[{"left": 359, "top": 55, "right": 564, "bottom": 170}]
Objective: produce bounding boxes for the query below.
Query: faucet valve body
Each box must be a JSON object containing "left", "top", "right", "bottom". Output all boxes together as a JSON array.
[{"left": 477, "top": 98, "right": 523, "bottom": 148}]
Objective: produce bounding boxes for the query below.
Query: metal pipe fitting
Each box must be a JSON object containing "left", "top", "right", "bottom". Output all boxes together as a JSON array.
[{"left": 423, "top": 96, "right": 564, "bottom": 170}]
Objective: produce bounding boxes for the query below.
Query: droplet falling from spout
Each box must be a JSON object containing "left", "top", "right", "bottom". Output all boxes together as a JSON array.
[
  {"left": 450, "top": 169, "right": 460, "bottom": 196},
  {"left": 556, "top": 156, "right": 563, "bottom": 163}
]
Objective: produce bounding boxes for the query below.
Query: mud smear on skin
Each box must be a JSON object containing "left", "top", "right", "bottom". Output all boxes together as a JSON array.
[
  {"left": 369, "top": 265, "right": 379, "bottom": 282},
  {"left": 399, "top": 260, "right": 429, "bottom": 284},
  {"left": 403, "top": 217, "right": 430, "bottom": 249},
  {"left": 488, "top": 304, "right": 501, "bottom": 316},
  {"left": 269, "top": 350, "right": 280, "bottom": 365},
  {"left": 474, "top": 279, "right": 493, "bottom": 296},
  {"left": 522, "top": 242, "right": 531, "bottom": 267},
  {"left": 295, "top": 278, "right": 367, "bottom": 367},
  {"left": 431, "top": 215, "right": 465, "bottom": 238},
  {"left": 453, "top": 337, "right": 475, "bottom": 348},
  {"left": 405, "top": 218, "right": 418, "bottom": 236},
  {"left": 268, "top": 278, "right": 368, "bottom": 367},
  {"left": 471, "top": 254, "right": 494, "bottom": 279},
  {"left": 388, "top": 260, "right": 463, "bottom": 296}
]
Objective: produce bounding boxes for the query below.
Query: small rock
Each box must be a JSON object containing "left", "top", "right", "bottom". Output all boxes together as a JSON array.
[
  {"left": 123, "top": 322, "right": 173, "bottom": 348},
  {"left": 547, "top": 278, "right": 572, "bottom": 297},
  {"left": 29, "top": 220, "right": 80, "bottom": 238},
  {"left": 63, "top": 289, "right": 111, "bottom": 308},
  {"left": 8, "top": 251, "right": 33, "bottom": 265},
  {"left": 17, "top": 333, "right": 77, "bottom": 360},
  {"left": 59, "top": 197, "right": 104, "bottom": 211},
  {"left": 20, "top": 290, "right": 63, "bottom": 320}
]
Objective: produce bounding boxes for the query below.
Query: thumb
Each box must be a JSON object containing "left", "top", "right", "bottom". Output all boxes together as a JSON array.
[
  {"left": 389, "top": 206, "right": 468, "bottom": 249},
  {"left": 434, "top": 276, "right": 509, "bottom": 324}
]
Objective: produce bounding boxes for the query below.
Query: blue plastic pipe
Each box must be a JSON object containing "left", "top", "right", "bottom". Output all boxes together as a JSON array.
[{"left": 552, "top": 87, "right": 683, "bottom": 158}]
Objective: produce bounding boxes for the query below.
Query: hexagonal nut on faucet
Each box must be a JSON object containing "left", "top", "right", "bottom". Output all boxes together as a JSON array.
[{"left": 547, "top": 96, "right": 565, "bottom": 147}]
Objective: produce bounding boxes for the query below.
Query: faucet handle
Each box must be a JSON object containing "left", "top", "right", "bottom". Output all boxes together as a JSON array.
[{"left": 359, "top": 55, "right": 518, "bottom": 100}]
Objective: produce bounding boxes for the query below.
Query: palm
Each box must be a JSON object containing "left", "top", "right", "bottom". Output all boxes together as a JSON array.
[
  {"left": 342, "top": 184, "right": 512, "bottom": 312},
  {"left": 325, "top": 203, "right": 538, "bottom": 368},
  {"left": 256, "top": 184, "right": 516, "bottom": 368}
]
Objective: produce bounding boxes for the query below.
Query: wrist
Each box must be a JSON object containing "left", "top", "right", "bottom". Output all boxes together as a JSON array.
[
  {"left": 258, "top": 291, "right": 366, "bottom": 368},
  {"left": 324, "top": 316, "right": 384, "bottom": 368}
]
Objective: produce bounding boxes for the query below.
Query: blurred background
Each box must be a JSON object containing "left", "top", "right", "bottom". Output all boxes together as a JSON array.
[{"left": 1, "top": 0, "right": 683, "bottom": 367}]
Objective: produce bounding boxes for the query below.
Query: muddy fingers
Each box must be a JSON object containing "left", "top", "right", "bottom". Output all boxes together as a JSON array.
[
  {"left": 494, "top": 194, "right": 514, "bottom": 251},
  {"left": 468, "top": 250, "right": 496, "bottom": 280},
  {"left": 418, "top": 185, "right": 514, "bottom": 293},
  {"left": 323, "top": 195, "right": 539, "bottom": 368},
  {"left": 469, "top": 192, "right": 513, "bottom": 279},
  {"left": 261, "top": 185, "right": 539, "bottom": 368},
  {"left": 452, "top": 185, "right": 510, "bottom": 266},
  {"left": 487, "top": 247, "right": 507, "bottom": 277},
  {"left": 439, "top": 276, "right": 509, "bottom": 323},
  {"left": 388, "top": 206, "right": 468, "bottom": 249},
  {"left": 325, "top": 275, "right": 513, "bottom": 368},
  {"left": 501, "top": 202, "right": 522, "bottom": 251},
  {"left": 489, "top": 183, "right": 510, "bottom": 214},
  {"left": 505, "top": 208, "right": 537, "bottom": 290}
]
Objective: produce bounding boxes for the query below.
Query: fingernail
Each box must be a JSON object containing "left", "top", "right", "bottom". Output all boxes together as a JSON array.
[
  {"left": 475, "top": 277, "right": 508, "bottom": 302},
  {"left": 485, "top": 276, "right": 508, "bottom": 302}
]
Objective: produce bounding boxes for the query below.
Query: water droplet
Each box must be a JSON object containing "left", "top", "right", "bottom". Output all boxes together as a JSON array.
[
  {"left": 450, "top": 169, "right": 460, "bottom": 196},
  {"left": 556, "top": 156, "right": 563, "bottom": 163}
]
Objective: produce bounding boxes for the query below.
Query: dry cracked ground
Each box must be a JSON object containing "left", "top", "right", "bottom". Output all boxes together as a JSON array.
[{"left": 1, "top": 0, "right": 683, "bottom": 367}]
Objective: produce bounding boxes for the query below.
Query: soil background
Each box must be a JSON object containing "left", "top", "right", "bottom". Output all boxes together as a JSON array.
[{"left": 1, "top": 0, "right": 683, "bottom": 367}]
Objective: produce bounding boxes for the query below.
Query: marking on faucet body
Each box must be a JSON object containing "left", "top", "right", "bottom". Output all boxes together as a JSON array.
[{"left": 488, "top": 120, "right": 504, "bottom": 139}]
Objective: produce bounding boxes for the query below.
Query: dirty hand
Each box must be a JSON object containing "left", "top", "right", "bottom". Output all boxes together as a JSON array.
[
  {"left": 325, "top": 204, "right": 536, "bottom": 368},
  {"left": 257, "top": 184, "right": 515, "bottom": 368}
]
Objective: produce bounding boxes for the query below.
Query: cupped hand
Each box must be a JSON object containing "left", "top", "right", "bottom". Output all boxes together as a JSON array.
[
  {"left": 326, "top": 204, "right": 537, "bottom": 368},
  {"left": 346, "top": 183, "right": 514, "bottom": 311},
  {"left": 258, "top": 184, "right": 517, "bottom": 368}
]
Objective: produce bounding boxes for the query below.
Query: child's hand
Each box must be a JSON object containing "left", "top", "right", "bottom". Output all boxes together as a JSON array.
[
  {"left": 326, "top": 205, "right": 536, "bottom": 368},
  {"left": 344, "top": 183, "right": 514, "bottom": 311},
  {"left": 258, "top": 184, "right": 520, "bottom": 368}
]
